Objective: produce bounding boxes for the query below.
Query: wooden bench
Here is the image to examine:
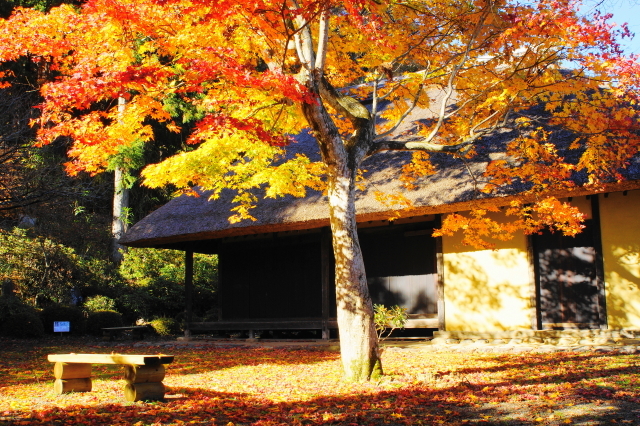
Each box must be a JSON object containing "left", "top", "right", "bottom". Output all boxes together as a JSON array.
[
  {"left": 102, "top": 325, "right": 151, "bottom": 341},
  {"left": 48, "top": 353, "right": 174, "bottom": 401}
]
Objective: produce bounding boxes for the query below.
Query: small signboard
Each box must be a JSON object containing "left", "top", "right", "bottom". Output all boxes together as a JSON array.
[{"left": 53, "top": 321, "right": 70, "bottom": 333}]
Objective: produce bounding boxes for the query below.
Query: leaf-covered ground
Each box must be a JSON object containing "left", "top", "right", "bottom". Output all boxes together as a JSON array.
[{"left": 1, "top": 338, "right": 639, "bottom": 425}]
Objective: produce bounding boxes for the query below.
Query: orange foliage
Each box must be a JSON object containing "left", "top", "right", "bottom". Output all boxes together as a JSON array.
[
  {"left": 1, "top": 339, "right": 640, "bottom": 424},
  {"left": 0, "top": 0, "right": 638, "bottom": 246},
  {"left": 435, "top": 198, "right": 585, "bottom": 249}
]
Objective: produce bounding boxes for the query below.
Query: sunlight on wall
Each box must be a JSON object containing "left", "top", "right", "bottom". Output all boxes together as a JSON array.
[
  {"left": 442, "top": 213, "right": 532, "bottom": 331},
  {"left": 564, "top": 196, "right": 592, "bottom": 220},
  {"left": 599, "top": 190, "right": 640, "bottom": 328}
]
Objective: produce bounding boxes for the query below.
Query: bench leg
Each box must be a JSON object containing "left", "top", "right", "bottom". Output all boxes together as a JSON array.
[
  {"left": 53, "top": 362, "right": 92, "bottom": 394},
  {"left": 123, "top": 364, "right": 166, "bottom": 401}
]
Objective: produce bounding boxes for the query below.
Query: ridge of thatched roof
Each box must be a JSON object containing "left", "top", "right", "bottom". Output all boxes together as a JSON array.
[{"left": 120, "top": 102, "right": 640, "bottom": 249}]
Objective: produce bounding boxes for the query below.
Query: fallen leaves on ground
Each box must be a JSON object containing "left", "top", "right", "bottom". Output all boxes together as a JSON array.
[{"left": 1, "top": 338, "right": 639, "bottom": 425}]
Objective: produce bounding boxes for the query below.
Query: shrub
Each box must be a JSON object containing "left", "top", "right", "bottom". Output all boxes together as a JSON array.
[
  {"left": 0, "top": 296, "right": 37, "bottom": 323},
  {"left": 40, "top": 304, "right": 85, "bottom": 335},
  {"left": 149, "top": 317, "right": 180, "bottom": 336},
  {"left": 174, "top": 311, "right": 202, "bottom": 325},
  {"left": 119, "top": 248, "right": 218, "bottom": 321},
  {"left": 203, "top": 308, "right": 219, "bottom": 321},
  {"left": 85, "top": 310, "right": 123, "bottom": 335},
  {"left": 0, "top": 229, "right": 81, "bottom": 306},
  {"left": 0, "top": 229, "right": 122, "bottom": 309},
  {"left": 116, "top": 288, "right": 155, "bottom": 324},
  {"left": 374, "top": 304, "right": 408, "bottom": 342},
  {"left": 1, "top": 311, "right": 44, "bottom": 338},
  {"left": 84, "top": 295, "right": 117, "bottom": 312}
]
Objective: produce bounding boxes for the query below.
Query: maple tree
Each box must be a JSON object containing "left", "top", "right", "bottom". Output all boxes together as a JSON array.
[{"left": 1, "top": 0, "right": 639, "bottom": 381}]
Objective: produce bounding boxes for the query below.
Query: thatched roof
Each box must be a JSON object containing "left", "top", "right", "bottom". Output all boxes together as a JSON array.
[{"left": 120, "top": 102, "right": 640, "bottom": 250}]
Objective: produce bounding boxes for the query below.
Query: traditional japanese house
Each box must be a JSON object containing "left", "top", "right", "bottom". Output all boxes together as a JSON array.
[{"left": 120, "top": 109, "right": 640, "bottom": 339}]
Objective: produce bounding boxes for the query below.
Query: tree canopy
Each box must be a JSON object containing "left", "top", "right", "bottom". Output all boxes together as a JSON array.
[{"left": 1, "top": 0, "right": 638, "bottom": 380}]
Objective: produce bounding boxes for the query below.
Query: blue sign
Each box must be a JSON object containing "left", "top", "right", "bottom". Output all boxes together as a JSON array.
[{"left": 53, "top": 321, "right": 70, "bottom": 333}]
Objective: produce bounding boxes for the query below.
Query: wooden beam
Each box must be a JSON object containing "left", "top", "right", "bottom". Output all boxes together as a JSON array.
[
  {"left": 321, "top": 227, "right": 333, "bottom": 339},
  {"left": 435, "top": 215, "right": 446, "bottom": 331},
  {"left": 406, "top": 318, "right": 439, "bottom": 328},
  {"left": 189, "top": 320, "right": 326, "bottom": 330},
  {"left": 184, "top": 250, "right": 194, "bottom": 338},
  {"left": 590, "top": 194, "right": 608, "bottom": 329},
  {"left": 526, "top": 234, "right": 540, "bottom": 330},
  {"left": 48, "top": 354, "right": 174, "bottom": 365}
]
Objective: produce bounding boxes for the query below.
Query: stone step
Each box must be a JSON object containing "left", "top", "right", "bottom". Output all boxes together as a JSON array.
[{"left": 430, "top": 329, "right": 640, "bottom": 345}]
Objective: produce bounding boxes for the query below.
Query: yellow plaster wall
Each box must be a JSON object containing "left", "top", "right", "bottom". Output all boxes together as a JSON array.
[
  {"left": 563, "top": 196, "right": 592, "bottom": 220},
  {"left": 599, "top": 191, "right": 640, "bottom": 328},
  {"left": 442, "top": 213, "right": 532, "bottom": 331}
]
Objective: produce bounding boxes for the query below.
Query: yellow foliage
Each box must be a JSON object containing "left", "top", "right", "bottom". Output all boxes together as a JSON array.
[{"left": 0, "top": 0, "right": 637, "bottom": 240}]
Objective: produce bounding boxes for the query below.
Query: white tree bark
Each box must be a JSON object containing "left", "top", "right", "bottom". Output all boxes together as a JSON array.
[
  {"left": 291, "top": 4, "right": 382, "bottom": 381},
  {"left": 111, "top": 96, "right": 129, "bottom": 263},
  {"left": 327, "top": 165, "right": 382, "bottom": 381},
  {"left": 111, "top": 166, "right": 129, "bottom": 263}
]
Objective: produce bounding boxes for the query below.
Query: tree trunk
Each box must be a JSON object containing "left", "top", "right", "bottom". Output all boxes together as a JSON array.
[
  {"left": 111, "top": 166, "right": 129, "bottom": 263},
  {"left": 300, "top": 69, "right": 381, "bottom": 381},
  {"left": 111, "top": 95, "right": 129, "bottom": 263},
  {"left": 327, "top": 164, "right": 382, "bottom": 382}
]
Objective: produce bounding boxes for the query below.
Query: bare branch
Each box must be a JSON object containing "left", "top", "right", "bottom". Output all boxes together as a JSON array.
[
  {"left": 421, "top": 0, "right": 494, "bottom": 145},
  {"left": 375, "top": 72, "right": 428, "bottom": 139},
  {"left": 314, "top": 7, "right": 329, "bottom": 72},
  {"left": 367, "top": 139, "right": 473, "bottom": 156},
  {"left": 290, "top": 0, "right": 315, "bottom": 70},
  {"left": 318, "top": 76, "right": 370, "bottom": 127}
]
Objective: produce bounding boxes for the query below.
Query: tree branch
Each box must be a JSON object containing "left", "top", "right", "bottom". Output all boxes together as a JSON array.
[
  {"left": 367, "top": 139, "right": 473, "bottom": 156},
  {"left": 314, "top": 6, "right": 329, "bottom": 72},
  {"left": 291, "top": 0, "right": 315, "bottom": 70},
  {"left": 375, "top": 72, "right": 428, "bottom": 139},
  {"left": 420, "top": 1, "right": 494, "bottom": 145},
  {"left": 318, "top": 76, "right": 371, "bottom": 127}
]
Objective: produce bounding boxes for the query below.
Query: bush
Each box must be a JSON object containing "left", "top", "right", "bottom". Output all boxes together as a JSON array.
[
  {"left": 85, "top": 310, "right": 123, "bottom": 335},
  {"left": 83, "top": 295, "right": 117, "bottom": 312},
  {"left": 174, "top": 311, "right": 202, "bottom": 325},
  {"left": 0, "top": 229, "right": 123, "bottom": 310},
  {"left": 119, "top": 248, "right": 218, "bottom": 321},
  {"left": 1, "top": 311, "right": 44, "bottom": 338},
  {"left": 116, "top": 288, "right": 155, "bottom": 324},
  {"left": 0, "top": 296, "right": 37, "bottom": 323},
  {"left": 0, "top": 229, "right": 81, "bottom": 306},
  {"left": 149, "top": 317, "right": 180, "bottom": 336},
  {"left": 40, "top": 304, "right": 85, "bottom": 335},
  {"left": 374, "top": 304, "right": 408, "bottom": 342}
]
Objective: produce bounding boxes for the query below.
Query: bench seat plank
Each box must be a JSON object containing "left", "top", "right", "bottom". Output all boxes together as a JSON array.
[{"left": 48, "top": 354, "right": 174, "bottom": 365}]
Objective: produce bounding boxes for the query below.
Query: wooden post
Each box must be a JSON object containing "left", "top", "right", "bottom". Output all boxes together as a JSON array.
[
  {"left": 124, "top": 382, "right": 165, "bottom": 402},
  {"left": 321, "top": 227, "right": 333, "bottom": 340},
  {"left": 184, "top": 250, "right": 194, "bottom": 338},
  {"left": 435, "top": 215, "right": 446, "bottom": 331},
  {"left": 527, "top": 234, "right": 541, "bottom": 330},
  {"left": 590, "top": 194, "right": 608, "bottom": 329},
  {"left": 123, "top": 364, "right": 166, "bottom": 401},
  {"left": 124, "top": 364, "right": 165, "bottom": 383},
  {"left": 54, "top": 362, "right": 91, "bottom": 379},
  {"left": 53, "top": 362, "right": 92, "bottom": 394},
  {"left": 54, "top": 378, "right": 92, "bottom": 394}
]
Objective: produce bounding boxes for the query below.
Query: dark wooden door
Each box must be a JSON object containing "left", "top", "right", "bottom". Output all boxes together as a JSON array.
[
  {"left": 220, "top": 235, "right": 322, "bottom": 319},
  {"left": 360, "top": 226, "right": 438, "bottom": 316},
  {"left": 533, "top": 220, "right": 602, "bottom": 328}
]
